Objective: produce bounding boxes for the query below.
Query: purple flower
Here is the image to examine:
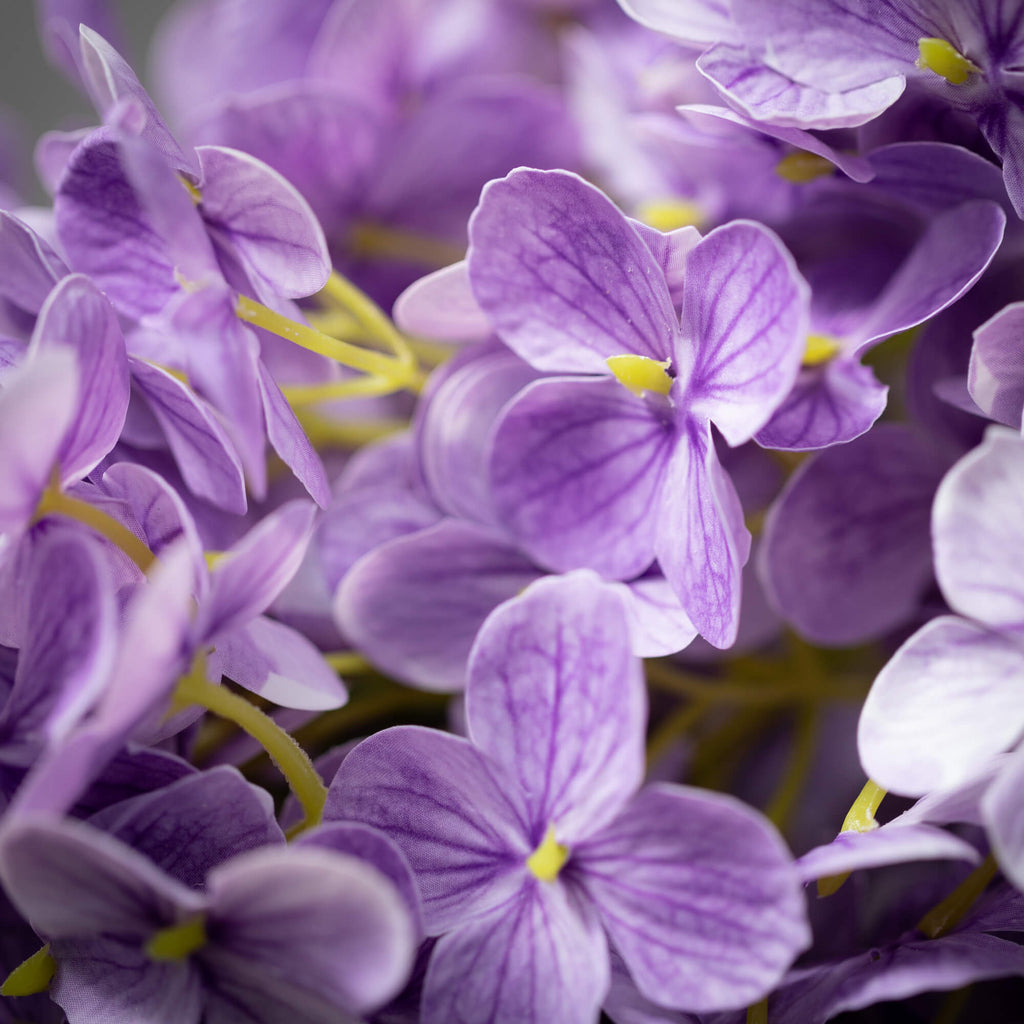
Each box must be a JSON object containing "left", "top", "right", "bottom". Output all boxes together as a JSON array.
[
  {"left": 468, "top": 167, "right": 808, "bottom": 646},
  {"left": 327, "top": 572, "right": 810, "bottom": 1021}
]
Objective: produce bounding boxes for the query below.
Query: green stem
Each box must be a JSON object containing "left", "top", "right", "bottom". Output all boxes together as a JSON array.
[
  {"left": 34, "top": 487, "right": 156, "bottom": 573},
  {"left": 176, "top": 670, "right": 326, "bottom": 834},
  {"left": 765, "top": 705, "right": 819, "bottom": 831},
  {"left": 917, "top": 854, "right": 999, "bottom": 939}
]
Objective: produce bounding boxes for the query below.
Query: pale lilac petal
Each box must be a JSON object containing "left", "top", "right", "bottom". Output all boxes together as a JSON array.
[
  {"left": 933, "top": 427, "right": 1024, "bottom": 631},
  {"left": 257, "top": 361, "right": 330, "bottom": 507},
  {"left": 335, "top": 520, "right": 541, "bottom": 691},
  {"left": 490, "top": 378, "right": 674, "bottom": 579},
  {"left": 37, "top": 0, "right": 126, "bottom": 84},
  {"left": 394, "top": 261, "right": 491, "bottom": 341},
  {"left": 655, "top": 424, "right": 749, "bottom": 649},
  {"left": 78, "top": 26, "right": 198, "bottom": 178},
  {"left": 326, "top": 726, "right": 529, "bottom": 934},
  {"left": 0, "top": 817, "right": 204, "bottom": 938},
  {"left": 577, "top": 784, "right": 809, "bottom": 1012},
  {"left": 970, "top": 302, "right": 1024, "bottom": 428},
  {"left": 205, "top": 844, "right": 416, "bottom": 1017},
  {"left": 680, "top": 220, "right": 808, "bottom": 444},
  {"left": 698, "top": 43, "right": 904, "bottom": 129},
  {"left": 201, "top": 500, "right": 316, "bottom": 640},
  {"left": 468, "top": 573, "right": 646, "bottom": 842},
  {"left": 212, "top": 615, "right": 347, "bottom": 710},
  {"left": 0, "top": 348, "right": 77, "bottom": 532},
  {"left": 983, "top": 744, "right": 1024, "bottom": 892},
  {"left": 796, "top": 825, "right": 980, "bottom": 885},
  {"left": 859, "top": 616, "right": 1024, "bottom": 795},
  {"left": 754, "top": 359, "right": 888, "bottom": 450},
  {"left": 617, "top": 0, "right": 737, "bottom": 48},
  {"left": 854, "top": 200, "right": 1005, "bottom": 350},
  {"left": 616, "top": 574, "right": 698, "bottom": 658},
  {"left": 196, "top": 145, "right": 330, "bottom": 301},
  {"left": 87, "top": 766, "right": 284, "bottom": 886},
  {"left": 468, "top": 169, "right": 678, "bottom": 373},
  {"left": 422, "top": 882, "right": 609, "bottom": 1024},
  {"left": 129, "top": 357, "right": 248, "bottom": 515},
  {"left": 760, "top": 425, "right": 946, "bottom": 644},
  {"left": 4, "top": 531, "right": 116, "bottom": 745},
  {"left": 30, "top": 274, "right": 129, "bottom": 483},
  {"left": 0, "top": 211, "right": 68, "bottom": 314},
  {"left": 52, "top": 937, "right": 201, "bottom": 1024}
]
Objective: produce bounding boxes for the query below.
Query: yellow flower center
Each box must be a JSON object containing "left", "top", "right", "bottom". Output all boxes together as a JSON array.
[
  {"left": 607, "top": 354, "right": 673, "bottom": 397},
  {"left": 917, "top": 37, "right": 978, "bottom": 85},
  {"left": 526, "top": 826, "right": 570, "bottom": 882}
]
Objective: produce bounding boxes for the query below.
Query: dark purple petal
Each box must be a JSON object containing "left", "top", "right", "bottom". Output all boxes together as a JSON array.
[
  {"left": 760, "top": 425, "right": 947, "bottom": 644},
  {"left": 859, "top": 615, "right": 1024, "bottom": 795},
  {"left": 30, "top": 274, "right": 129, "bottom": 483},
  {"left": 468, "top": 169, "right": 678, "bottom": 372},
  {"left": 335, "top": 519, "right": 541, "bottom": 692},
  {"left": 576, "top": 784, "right": 809, "bottom": 1012},
  {"left": 977, "top": 95, "right": 1024, "bottom": 218},
  {"left": 204, "top": 844, "right": 416, "bottom": 1018},
  {"left": 421, "top": 881, "right": 609, "bottom": 1024},
  {"left": 490, "top": 378, "right": 674, "bottom": 579},
  {"left": 326, "top": 726, "right": 529, "bottom": 935},
  {"left": 655, "top": 422, "right": 749, "bottom": 649},
  {"left": 467, "top": 573, "right": 646, "bottom": 843},
  {"left": 970, "top": 301, "right": 1024, "bottom": 428},
  {"left": 679, "top": 221, "right": 808, "bottom": 446}
]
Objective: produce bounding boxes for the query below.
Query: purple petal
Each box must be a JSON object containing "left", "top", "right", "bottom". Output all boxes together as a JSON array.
[
  {"left": 759, "top": 425, "right": 946, "bottom": 644},
  {"left": 0, "top": 212, "right": 68, "bottom": 314},
  {"left": 655, "top": 423, "right": 749, "bottom": 649},
  {"left": 326, "top": 726, "right": 529, "bottom": 935},
  {"left": 129, "top": 357, "right": 248, "bottom": 514},
  {"left": 933, "top": 427, "right": 1024, "bottom": 631},
  {"left": 204, "top": 844, "right": 416, "bottom": 1017},
  {"left": 257, "top": 361, "right": 330, "bottom": 508},
  {"left": 394, "top": 261, "right": 491, "bottom": 341},
  {"left": 468, "top": 169, "right": 677, "bottom": 372},
  {"left": 859, "top": 615, "right": 1024, "bottom": 795},
  {"left": 467, "top": 573, "right": 646, "bottom": 842},
  {"left": 754, "top": 359, "right": 888, "bottom": 450},
  {"left": 78, "top": 26, "right": 198, "bottom": 178},
  {"left": 196, "top": 145, "right": 330, "bottom": 301},
  {"left": 422, "top": 881, "right": 609, "bottom": 1024},
  {"left": 0, "top": 348, "right": 77, "bottom": 533},
  {"left": 616, "top": 574, "right": 698, "bottom": 658},
  {"left": 983, "top": 744, "right": 1024, "bottom": 891},
  {"left": 576, "top": 784, "right": 809, "bottom": 1012},
  {"left": 87, "top": 765, "right": 284, "bottom": 886},
  {"left": 977, "top": 94, "right": 1024, "bottom": 218},
  {"left": 618, "top": 0, "right": 737, "bottom": 47},
  {"left": 698, "top": 43, "right": 904, "bottom": 130},
  {"left": 679, "top": 220, "right": 808, "bottom": 446},
  {"left": 970, "top": 302, "right": 1024, "bottom": 428},
  {"left": 796, "top": 824, "right": 981, "bottom": 885},
  {"left": 490, "top": 377, "right": 674, "bottom": 579},
  {"left": 201, "top": 500, "right": 316, "bottom": 641},
  {"left": 211, "top": 615, "right": 347, "bottom": 710},
  {"left": 30, "top": 274, "right": 129, "bottom": 483}
]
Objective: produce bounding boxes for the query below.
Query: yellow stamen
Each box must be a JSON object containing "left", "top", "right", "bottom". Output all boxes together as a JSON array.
[
  {"left": 606, "top": 354, "right": 673, "bottom": 397},
  {"left": 179, "top": 176, "right": 202, "bottom": 206},
  {"left": 635, "top": 199, "right": 704, "bottom": 232},
  {"left": 803, "top": 333, "right": 842, "bottom": 367},
  {"left": 775, "top": 152, "right": 835, "bottom": 184},
  {"left": 348, "top": 221, "right": 465, "bottom": 269},
  {"left": 818, "top": 779, "right": 887, "bottom": 897},
  {"left": 1, "top": 944, "right": 56, "bottom": 997},
  {"left": 917, "top": 38, "right": 977, "bottom": 85},
  {"left": 203, "top": 550, "right": 226, "bottom": 570},
  {"left": 746, "top": 998, "right": 769, "bottom": 1024},
  {"left": 293, "top": 411, "right": 407, "bottom": 450},
  {"left": 526, "top": 825, "right": 570, "bottom": 882},
  {"left": 146, "top": 916, "right": 207, "bottom": 961}
]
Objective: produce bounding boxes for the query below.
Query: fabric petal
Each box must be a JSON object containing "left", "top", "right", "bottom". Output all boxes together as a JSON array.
[
  {"left": 615, "top": 574, "right": 698, "bottom": 658},
  {"left": 970, "top": 301, "right": 1024, "bottom": 428},
  {"left": 394, "top": 260, "right": 491, "bottom": 341},
  {"left": 679, "top": 220, "right": 808, "bottom": 446},
  {"left": 617, "top": 0, "right": 737, "bottom": 48},
  {"left": 0, "top": 211, "right": 68, "bottom": 315},
  {"left": 326, "top": 726, "right": 529, "bottom": 935},
  {"left": 468, "top": 572, "right": 646, "bottom": 842},
  {"left": 859, "top": 615, "right": 1024, "bottom": 795},
  {"left": 335, "top": 519, "right": 541, "bottom": 692},
  {"left": 468, "top": 168, "right": 678, "bottom": 373},
  {"left": 490, "top": 377, "right": 674, "bottom": 579},
  {"left": 576, "top": 784, "right": 809, "bottom": 1012},
  {"left": 422, "top": 881, "right": 609, "bottom": 1024},
  {"left": 982, "top": 744, "right": 1024, "bottom": 892},
  {"left": 655, "top": 422, "right": 749, "bottom": 649},
  {"left": 933, "top": 426, "right": 1024, "bottom": 631}
]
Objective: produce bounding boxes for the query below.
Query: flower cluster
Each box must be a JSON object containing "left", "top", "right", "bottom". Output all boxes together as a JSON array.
[{"left": 2, "top": 0, "right": 1024, "bottom": 1021}]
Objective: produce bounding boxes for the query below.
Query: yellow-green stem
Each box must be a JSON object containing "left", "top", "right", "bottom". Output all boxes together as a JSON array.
[
  {"left": 747, "top": 997, "right": 769, "bottom": 1024},
  {"left": 818, "top": 779, "right": 888, "bottom": 897},
  {"left": 765, "top": 705, "right": 819, "bottom": 831},
  {"left": 917, "top": 854, "right": 999, "bottom": 939},
  {"left": 324, "top": 651, "right": 375, "bottom": 675},
  {"left": 1, "top": 944, "right": 55, "bottom": 997},
  {"left": 34, "top": 487, "right": 156, "bottom": 573}
]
